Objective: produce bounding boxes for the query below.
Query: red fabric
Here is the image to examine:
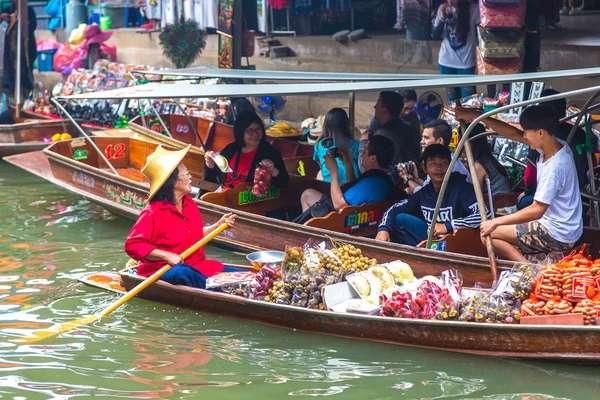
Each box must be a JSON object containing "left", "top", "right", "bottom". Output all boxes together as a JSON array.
[
  {"left": 224, "top": 148, "right": 258, "bottom": 188},
  {"left": 124, "top": 195, "right": 224, "bottom": 278},
  {"left": 523, "top": 163, "right": 537, "bottom": 190}
]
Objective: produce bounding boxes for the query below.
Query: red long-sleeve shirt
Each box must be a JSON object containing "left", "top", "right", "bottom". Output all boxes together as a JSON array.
[{"left": 124, "top": 195, "right": 224, "bottom": 277}]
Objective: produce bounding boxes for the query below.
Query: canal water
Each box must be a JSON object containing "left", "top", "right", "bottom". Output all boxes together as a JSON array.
[{"left": 0, "top": 160, "right": 599, "bottom": 399}]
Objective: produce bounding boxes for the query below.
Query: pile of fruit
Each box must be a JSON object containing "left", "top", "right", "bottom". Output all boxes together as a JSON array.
[{"left": 252, "top": 160, "right": 272, "bottom": 196}]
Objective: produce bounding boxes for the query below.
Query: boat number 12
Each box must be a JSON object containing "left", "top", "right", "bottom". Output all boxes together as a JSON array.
[{"left": 105, "top": 143, "right": 126, "bottom": 160}]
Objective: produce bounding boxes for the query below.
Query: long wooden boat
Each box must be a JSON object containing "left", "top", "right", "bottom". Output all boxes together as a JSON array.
[
  {"left": 0, "top": 117, "right": 80, "bottom": 158},
  {"left": 125, "top": 113, "right": 313, "bottom": 158},
  {"left": 79, "top": 269, "right": 600, "bottom": 362},
  {"left": 6, "top": 135, "right": 600, "bottom": 289}
]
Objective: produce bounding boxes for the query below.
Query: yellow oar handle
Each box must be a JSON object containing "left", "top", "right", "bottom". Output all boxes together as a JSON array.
[{"left": 99, "top": 223, "right": 229, "bottom": 317}]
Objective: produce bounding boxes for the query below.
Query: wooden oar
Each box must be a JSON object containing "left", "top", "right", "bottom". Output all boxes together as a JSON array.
[{"left": 14, "top": 223, "right": 229, "bottom": 344}]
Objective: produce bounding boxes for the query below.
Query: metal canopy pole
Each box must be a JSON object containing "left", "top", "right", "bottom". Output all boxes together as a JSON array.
[
  {"left": 459, "top": 114, "right": 498, "bottom": 281},
  {"left": 15, "top": 0, "right": 25, "bottom": 118},
  {"left": 349, "top": 81, "right": 355, "bottom": 136},
  {"left": 172, "top": 99, "right": 208, "bottom": 151},
  {"left": 566, "top": 91, "right": 600, "bottom": 144},
  {"left": 51, "top": 98, "right": 120, "bottom": 176},
  {"left": 426, "top": 85, "right": 600, "bottom": 251},
  {"left": 128, "top": 72, "right": 173, "bottom": 138}
]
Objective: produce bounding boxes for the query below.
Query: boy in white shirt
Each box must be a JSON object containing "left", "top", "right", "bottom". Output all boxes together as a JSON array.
[{"left": 458, "top": 105, "right": 582, "bottom": 261}]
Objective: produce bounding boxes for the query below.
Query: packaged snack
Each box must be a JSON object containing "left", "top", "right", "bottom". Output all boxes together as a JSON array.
[
  {"left": 521, "top": 296, "right": 546, "bottom": 316},
  {"left": 534, "top": 263, "right": 563, "bottom": 301},
  {"left": 543, "top": 298, "right": 573, "bottom": 315},
  {"left": 572, "top": 299, "right": 600, "bottom": 326}
]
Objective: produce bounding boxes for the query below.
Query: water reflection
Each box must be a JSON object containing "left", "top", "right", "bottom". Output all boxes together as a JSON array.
[{"left": 1, "top": 161, "right": 600, "bottom": 399}]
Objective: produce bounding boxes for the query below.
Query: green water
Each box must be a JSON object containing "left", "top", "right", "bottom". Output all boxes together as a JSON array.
[{"left": 1, "top": 160, "right": 599, "bottom": 399}]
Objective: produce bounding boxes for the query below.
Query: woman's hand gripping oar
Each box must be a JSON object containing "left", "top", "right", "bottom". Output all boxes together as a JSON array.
[{"left": 14, "top": 223, "right": 230, "bottom": 344}]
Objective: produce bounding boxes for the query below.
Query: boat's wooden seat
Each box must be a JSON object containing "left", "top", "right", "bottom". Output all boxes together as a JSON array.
[
  {"left": 284, "top": 156, "right": 319, "bottom": 179},
  {"left": 102, "top": 168, "right": 148, "bottom": 183},
  {"left": 417, "top": 228, "right": 489, "bottom": 258},
  {"left": 206, "top": 121, "right": 235, "bottom": 152},
  {"left": 304, "top": 200, "right": 395, "bottom": 237}
]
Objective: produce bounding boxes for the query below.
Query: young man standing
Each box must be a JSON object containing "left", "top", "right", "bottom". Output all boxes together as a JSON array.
[
  {"left": 459, "top": 105, "right": 583, "bottom": 261},
  {"left": 376, "top": 144, "right": 484, "bottom": 246}
]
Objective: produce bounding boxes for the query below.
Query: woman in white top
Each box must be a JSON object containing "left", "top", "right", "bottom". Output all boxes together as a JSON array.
[{"left": 432, "top": 0, "right": 480, "bottom": 102}]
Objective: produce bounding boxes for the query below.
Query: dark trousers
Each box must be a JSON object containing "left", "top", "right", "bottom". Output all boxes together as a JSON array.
[
  {"left": 161, "top": 264, "right": 245, "bottom": 289},
  {"left": 390, "top": 213, "right": 429, "bottom": 246}
]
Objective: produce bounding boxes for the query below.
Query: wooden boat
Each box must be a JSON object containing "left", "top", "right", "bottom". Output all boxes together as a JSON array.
[
  {"left": 7, "top": 135, "right": 600, "bottom": 289},
  {"left": 0, "top": 116, "right": 80, "bottom": 158},
  {"left": 78, "top": 269, "right": 600, "bottom": 363},
  {"left": 125, "top": 113, "right": 313, "bottom": 158},
  {"left": 7, "top": 68, "right": 600, "bottom": 286}
]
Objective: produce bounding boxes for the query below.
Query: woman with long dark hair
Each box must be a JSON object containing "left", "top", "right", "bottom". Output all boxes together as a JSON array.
[
  {"left": 313, "top": 108, "right": 360, "bottom": 184},
  {"left": 125, "top": 145, "right": 238, "bottom": 289},
  {"left": 205, "top": 111, "right": 289, "bottom": 189},
  {"left": 469, "top": 124, "right": 511, "bottom": 196},
  {"left": 432, "top": 0, "right": 479, "bottom": 102}
]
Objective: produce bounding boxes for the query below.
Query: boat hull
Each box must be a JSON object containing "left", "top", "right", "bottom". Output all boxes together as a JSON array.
[
  {"left": 0, "top": 119, "right": 79, "bottom": 158},
  {"left": 5, "top": 147, "right": 600, "bottom": 288},
  {"left": 120, "top": 271, "right": 600, "bottom": 362}
]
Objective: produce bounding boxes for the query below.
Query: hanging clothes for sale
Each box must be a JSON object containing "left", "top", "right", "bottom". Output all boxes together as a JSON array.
[
  {"left": 146, "top": 0, "right": 162, "bottom": 20},
  {"left": 395, "top": 0, "right": 405, "bottom": 30},
  {"left": 161, "top": 0, "right": 177, "bottom": 27},
  {"left": 402, "top": 0, "right": 430, "bottom": 26},
  {"left": 202, "top": 0, "right": 218, "bottom": 29},
  {"left": 183, "top": 0, "right": 194, "bottom": 21},
  {"left": 270, "top": 0, "right": 292, "bottom": 10},
  {"left": 257, "top": 0, "right": 268, "bottom": 32},
  {"left": 243, "top": 0, "right": 258, "bottom": 31}
]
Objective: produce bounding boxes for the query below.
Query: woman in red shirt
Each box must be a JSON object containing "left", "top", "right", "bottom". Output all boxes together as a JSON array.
[
  {"left": 205, "top": 111, "right": 289, "bottom": 189},
  {"left": 125, "top": 144, "right": 237, "bottom": 288}
]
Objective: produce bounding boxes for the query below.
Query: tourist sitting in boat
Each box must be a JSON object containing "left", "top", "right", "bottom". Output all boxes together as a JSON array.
[
  {"left": 376, "top": 144, "right": 486, "bottom": 246},
  {"left": 468, "top": 124, "right": 511, "bottom": 196},
  {"left": 312, "top": 108, "right": 360, "bottom": 184},
  {"left": 205, "top": 111, "right": 289, "bottom": 189},
  {"left": 361, "top": 91, "right": 420, "bottom": 166},
  {"left": 294, "top": 136, "right": 397, "bottom": 224},
  {"left": 398, "top": 119, "right": 471, "bottom": 195},
  {"left": 474, "top": 105, "right": 583, "bottom": 261},
  {"left": 125, "top": 144, "right": 239, "bottom": 288},
  {"left": 369, "top": 89, "right": 421, "bottom": 151}
]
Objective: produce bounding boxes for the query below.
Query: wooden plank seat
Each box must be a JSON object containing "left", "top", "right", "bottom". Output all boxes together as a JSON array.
[
  {"left": 417, "top": 228, "right": 489, "bottom": 258},
  {"left": 102, "top": 168, "right": 148, "bottom": 183},
  {"left": 284, "top": 156, "right": 319, "bottom": 179},
  {"left": 305, "top": 200, "right": 396, "bottom": 237}
]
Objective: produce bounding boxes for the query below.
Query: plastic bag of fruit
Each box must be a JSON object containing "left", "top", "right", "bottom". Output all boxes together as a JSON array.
[{"left": 252, "top": 160, "right": 273, "bottom": 197}]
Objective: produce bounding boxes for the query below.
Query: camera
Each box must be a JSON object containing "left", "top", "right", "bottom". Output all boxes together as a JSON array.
[
  {"left": 399, "top": 162, "right": 415, "bottom": 176},
  {"left": 326, "top": 146, "right": 340, "bottom": 158}
]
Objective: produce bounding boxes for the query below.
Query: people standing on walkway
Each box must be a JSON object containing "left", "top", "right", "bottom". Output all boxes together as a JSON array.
[
  {"left": 1, "top": 0, "right": 37, "bottom": 100},
  {"left": 432, "top": 0, "right": 479, "bottom": 102}
]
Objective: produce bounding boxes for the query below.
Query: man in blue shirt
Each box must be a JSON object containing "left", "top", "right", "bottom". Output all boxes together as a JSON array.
[
  {"left": 300, "top": 135, "right": 396, "bottom": 213},
  {"left": 376, "top": 144, "right": 486, "bottom": 246}
]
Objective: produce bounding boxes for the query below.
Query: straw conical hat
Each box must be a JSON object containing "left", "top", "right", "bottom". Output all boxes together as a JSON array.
[{"left": 142, "top": 144, "right": 192, "bottom": 200}]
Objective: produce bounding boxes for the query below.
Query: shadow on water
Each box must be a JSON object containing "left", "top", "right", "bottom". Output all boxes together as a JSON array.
[{"left": 1, "top": 161, "right": 599, "bottom": 399}]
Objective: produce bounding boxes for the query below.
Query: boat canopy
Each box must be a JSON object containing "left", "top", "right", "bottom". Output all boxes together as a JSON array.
[
  {"left": 132, "top": 65, "right": 444, "bottom": 81},
  {"left": 59, "top": 67, "right": 600, "bottom": 101}
]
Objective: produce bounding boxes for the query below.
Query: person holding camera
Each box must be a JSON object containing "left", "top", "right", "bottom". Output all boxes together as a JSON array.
[
  {"left": 376, "top": 144, "right": 486, "bottom": 246},
  {"left": 312, "top": 108, "right": 360, "bottom": 184},
  {"left": 399, "top": 119, "right": 471, "bottom": 195},
  {"left": 295, "top": 136, "right": 398, "bottom": 224}
]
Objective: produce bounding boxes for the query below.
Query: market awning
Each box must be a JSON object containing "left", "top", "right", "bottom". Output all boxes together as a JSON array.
[
  {"left": 58, "top": 67, "right": 600, "bottom": 101},
  {"left": 132, "top": 65, "right": 444, "bottom": 81}
]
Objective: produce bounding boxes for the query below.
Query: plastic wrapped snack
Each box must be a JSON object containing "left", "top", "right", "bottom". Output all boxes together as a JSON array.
[
  {"left": 534, "top": 263, "right": 563, "bottom": 301},
  {"left": 521, "top": 296, "right": 546, "bottom": 316},
  {"left": 543, "top": 298, "right": 573, "bottom": 315},
  {"left": 572, "top": 299, "right": 600, "bottom": 326}
]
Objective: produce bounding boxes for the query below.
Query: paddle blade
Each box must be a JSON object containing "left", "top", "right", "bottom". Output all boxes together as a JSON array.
[{"left": 11, "top": 314, "right": 100, "bottom": 344}]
